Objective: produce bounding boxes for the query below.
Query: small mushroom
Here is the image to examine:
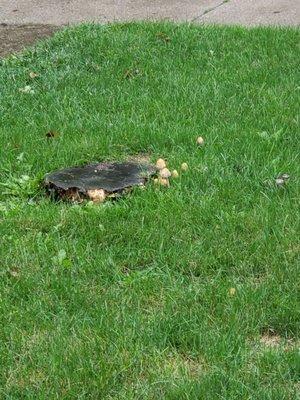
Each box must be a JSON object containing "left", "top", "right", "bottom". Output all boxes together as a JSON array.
[
  {"left": 275, "top": 178, "right": 285, "bottom": 187},
  {"left": 172, "top": 169, "right": 179, "bottom": 178},
  {"left": 275, "top": 173, "right": 290, "bottom": 187},
  {"left": 153, "top": 178, "right": 159, "bottom": 184},
  {"left": 156, "top": 158, "right": 167, "bottom": 170},
  {"left": 159, "top": 167, "right": 171, "bottom": 179},
  {"left": 87, "top": 189, "right": 106, "bottom": 203},
  {"left": 281, "top": 173, "right": 290, "bottom": 181},
  {"left": 19, "top": 85, "right": 34, "bottom": 94},
  {"left": 181, "top": 162, "right": 188, "bottom": 171},
  {"left": 196, "top": 136, "right": 204, "bottom": 146},
  {"left": 158, "top": 177, "right": 170, "bottom": 187}
]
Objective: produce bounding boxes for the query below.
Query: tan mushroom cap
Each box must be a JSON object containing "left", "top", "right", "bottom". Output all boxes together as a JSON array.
[
  {"left": 87, "top": 189, "right": 106, "bottom": 203},
  {"left": 181, "top": 163, "right": 188, "bottom": 171},
  {"left": 172, "top": 170, "right": 179, "bottom": 178},
  {"left": 158, "top": 177, "right": 170, "bottom": 187},
  {"left": 156, "top": 158, "right": 167, "bottom": 170}
]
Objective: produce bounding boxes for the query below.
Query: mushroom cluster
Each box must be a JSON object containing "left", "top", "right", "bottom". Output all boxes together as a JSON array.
[
  {"left": 153, "top": 137, "right": 206, "bottom": 187},
  {"left": 154, "top": 158, "right": 189, "bottom": 187}
]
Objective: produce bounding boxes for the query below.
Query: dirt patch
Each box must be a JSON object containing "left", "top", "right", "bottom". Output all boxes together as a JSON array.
[
  {"left": 258, "top": 329, "right": 299, "bottom": 350},
  {"left": 260, "top": 333, "right": 282, "bottom": 348},
  {"left": 127, "top": 153, "right": 152, "bottom": 164},
  {"left": 163, "top": 352, "right": 205, "bottom": 378},
  {"left": 0, "top": 23, "right": 59, "bottom": 58}
]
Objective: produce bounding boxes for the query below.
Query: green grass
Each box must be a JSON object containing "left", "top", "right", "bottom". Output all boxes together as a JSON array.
[{"left": 0, "top": 23, "right": 299, "bottom": 399}]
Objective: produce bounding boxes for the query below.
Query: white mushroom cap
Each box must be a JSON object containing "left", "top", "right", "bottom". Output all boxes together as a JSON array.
[
  {"left": 196, "top": 136, "right": 205, "bottom": 146},
  {"left": 275, "top": 178, "right": 285, "bottom": 186},
  {"left": 159, "top": 167, "right": 171, "bottom": 179},
  {"left": 281, "top": 174, "right": 290, "bottom": 181}
]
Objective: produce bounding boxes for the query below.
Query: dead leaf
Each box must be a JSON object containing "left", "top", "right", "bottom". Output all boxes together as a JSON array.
[
  {"left": 16, "top": 152, "right": 24, "bottom": 162},
  {"left": 124, "top": 68, "right": 140, "bottom": 79},
  {"left": 9, "top": 268, "right": 20, "bottom": 278},
  {"left": 29, "top": 72, "right": 39, "bottom": 79},
  {"left": 63, "top": 188, "right": 83, "bottom": 202},
  {"left": 46, "top": 131, "right": 59, "bottom": 139},
  {"left": 157, "top": 32, "right": 171, "bottom": 43}
]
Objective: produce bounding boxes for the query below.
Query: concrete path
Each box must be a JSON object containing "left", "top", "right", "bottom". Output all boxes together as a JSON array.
[
  {"left": 1, "top": 0, "right": 299, "bottom": 26},
  {"left": 0, "top": 1, "right": 299, "bottom": 57}
]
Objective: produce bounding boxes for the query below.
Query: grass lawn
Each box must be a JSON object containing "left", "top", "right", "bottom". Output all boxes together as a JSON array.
[{"left": 0, "top": 22, "right": 299, "bottom": 399}]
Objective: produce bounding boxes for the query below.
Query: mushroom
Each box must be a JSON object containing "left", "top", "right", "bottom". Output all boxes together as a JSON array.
[
  {"left": 87, "top": 189, "right": 106, "bottom": 203},
  {"left": 156, "top": 158, "right": 167, "bottom": 170},
  {"left": 275, "top": 173, "right": 290, "bottom": 187},
  {"left": 196, "top": 136, "right": 205, "bottom": 146},
  {"left": 281, "top": 173, "right": 290, "bottom": 181},
  {"left": 172, "top": 169, "right": 179, "bottom": 178},
  {"left": 159, "top": 178, "right": 170, "bottom": 187},
  {"left": 159, "top": 168, "right": 171, "bottom": 179},
  {"left": 275, "top": 178, "right": 285, "bottom": 187},
  {"left": 181, "top": 162, "right": 188, "bottom": 171}
]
